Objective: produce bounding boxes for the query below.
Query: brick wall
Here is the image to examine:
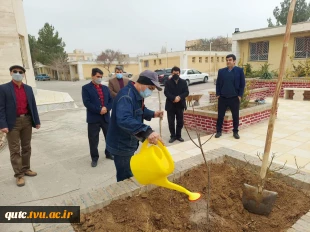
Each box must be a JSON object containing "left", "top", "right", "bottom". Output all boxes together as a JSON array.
[
  {"left": 250, "top": 79, "right": 310, "bottom": 98},
  {"left": 209, "top": 87, "right": 269, "bottom": 103},
  {"left": 184, "top": 109, "right": 272, "bottom": 133}
]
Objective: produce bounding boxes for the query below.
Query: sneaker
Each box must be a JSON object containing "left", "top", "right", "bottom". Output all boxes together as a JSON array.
[
  {"left": 24, "top": 170, "right": 37, "bottom": 177},
  {"left": 91, "top": 161, "right": 97, "bottom": 167},
  {"left": 16, "top": 177, "right": 25, "bottom": 187},
  {"left": 233, "top": 132, "right": 240, "bottom": 139},
  {"left": 176, "top": 137, "right": 184, "bottom": 142},
  {"left": 215, "top": 132, "right": 222, "bottom": 138},
  {"left": 169, "top": 138, "right": 176, "bottom": 143},
  {"left": 106, "top": 154, "right": 114, "bottom": 160}
]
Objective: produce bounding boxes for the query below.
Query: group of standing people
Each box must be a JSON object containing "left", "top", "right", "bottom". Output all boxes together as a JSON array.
[{"left": 0, "top": 53, "right": 245, "bottom": 186}]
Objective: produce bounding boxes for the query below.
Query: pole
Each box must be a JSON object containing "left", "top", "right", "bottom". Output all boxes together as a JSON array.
[
  {"left": 260, "top": 0, "right": 296, "bottom": 182},
  {"left": 158, "top": 91, "right": 162, "bottom": 137},
  {"left": 166, "top": 42, "right": 168, "bottom": 69},
  {"left": 209, "top": 42, "right": 212, "bottom": 74}
]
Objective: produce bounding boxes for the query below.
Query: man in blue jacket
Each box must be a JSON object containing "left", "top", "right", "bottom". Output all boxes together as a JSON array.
[
  {"left": 82, "top": 68, "right": 114, "bottom": 167},
  {"left": 106, "top": 70, "right": 164, "bottom": 182},
  {"left": 0, "top": 65, "right": 40, "bottom": 187},
  {"left": 215, "top": 54, "right": 245, "bottom": 139}
]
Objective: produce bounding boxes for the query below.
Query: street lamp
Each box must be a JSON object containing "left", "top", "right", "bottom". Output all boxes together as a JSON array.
[{"left": 209, "top": 42, "right": 213, "bottom": 75}]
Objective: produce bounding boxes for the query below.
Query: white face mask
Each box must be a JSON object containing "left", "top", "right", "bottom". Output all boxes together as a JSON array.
[
  {"left": 94, "top": 78, "right": 102, "bottom": 84},
  {"left": 12, "top": 73, "right": 23, "bottom": 82}
]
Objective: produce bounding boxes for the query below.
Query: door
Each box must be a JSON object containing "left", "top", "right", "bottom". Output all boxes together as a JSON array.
[
  {"left": 186, "top": 70, "right": 195, "bottom": 82},
  {"left": 193, "top": 70, "right": 204, "bottom": 82}
]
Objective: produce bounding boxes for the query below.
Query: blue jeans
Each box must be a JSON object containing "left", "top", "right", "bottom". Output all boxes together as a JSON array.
[{"left": 113, "top": 154, "right": 133, "bottom": 182}]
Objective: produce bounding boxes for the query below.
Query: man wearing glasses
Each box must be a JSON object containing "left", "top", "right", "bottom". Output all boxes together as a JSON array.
[
  {"left": 0, "top": 65, "right": 40, "bottom": 187},
  {"left": 106, "top": 70, "right": 164, "bottom": 182}
]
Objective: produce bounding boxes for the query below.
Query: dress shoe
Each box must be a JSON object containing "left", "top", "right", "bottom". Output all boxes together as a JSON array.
[
  {"left": 233, "top": 132, "right": 240, "bottom": 139},
  {"left": 16, "top": 177, "right": 25, "bottom": 187},
  {"left": 169, "top": 138, "right": 176, "bottom": 143},
  {"left": 24, "top": 170, "right": 37, "bottom": 176},
  {"left": 215, "top": 132, "right": 222, "bottom": 138},
  {"left": 106, "top": 154, "right": 114, "bottom": 160},
  {"left": 176, "top": 137, "right": 184, "bottom": 142},
  {"left": 91, "top": 161, "right": 97, "bottom": 167}
]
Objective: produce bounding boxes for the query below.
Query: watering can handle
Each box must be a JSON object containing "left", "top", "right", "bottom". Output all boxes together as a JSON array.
[{"left": 157, "top": 140, "right": 174, "bottom": 170}]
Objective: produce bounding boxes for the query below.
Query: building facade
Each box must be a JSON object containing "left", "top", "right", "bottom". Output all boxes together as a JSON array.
[
  {"left": 0, "top": 0, "right": 36, "bottom": 91},
  {"left": 67, "top": 49, "right": 93, "bottom": 62},
  {"left": 232, "top": 21, "right": 310, "bottom": 73},
  {"left": 138, "top": 51, "right": 230, "bottom": 76}
]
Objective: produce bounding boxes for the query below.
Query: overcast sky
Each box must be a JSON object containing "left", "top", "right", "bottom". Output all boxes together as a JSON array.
[{"left": 24, "top": 0, "right": 282, "bottom": 56}]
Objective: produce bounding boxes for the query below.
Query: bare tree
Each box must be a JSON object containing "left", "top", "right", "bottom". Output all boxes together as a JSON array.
[
  {"left": 50, "top": 53, "right": 70, "bottom": 81},
  {"left": 189, "top": 36, "right": 232, "bottom": 51},
  {"left": 96, "top": 49, "right": 123, "bottom": 73},
  {"left": 160, "top": 46, "right": 167, "bottom": 54}
]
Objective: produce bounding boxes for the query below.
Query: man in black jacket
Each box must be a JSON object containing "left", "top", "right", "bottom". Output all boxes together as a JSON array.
[{"left": 164, "top": 66, "right": 189, "bottom": 143}]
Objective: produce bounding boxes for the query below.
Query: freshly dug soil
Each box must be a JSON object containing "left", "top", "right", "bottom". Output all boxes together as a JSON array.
[{"left": 73, "top": 162, "right": 310, "bottom": 232}]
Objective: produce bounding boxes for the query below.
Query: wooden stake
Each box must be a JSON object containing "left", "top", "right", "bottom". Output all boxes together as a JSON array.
[
  {"left": 158, "top": 91, "right": 162, "bottom": 137},
  {"left": 260, "top": 0, "right": 297, "bottom": 186}
]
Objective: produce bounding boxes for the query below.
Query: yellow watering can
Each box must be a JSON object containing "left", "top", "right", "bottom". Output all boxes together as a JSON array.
[{"left": 130, "top": 140, "right": 201, "bottom": 201}]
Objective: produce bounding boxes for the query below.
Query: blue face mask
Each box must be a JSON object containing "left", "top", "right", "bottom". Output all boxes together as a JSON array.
[
  {"left": 116, "top": 73, "right": 123, "bottom": 79},
  {"left": 139, "top": 87, "right": 153, "bottom": 98}
]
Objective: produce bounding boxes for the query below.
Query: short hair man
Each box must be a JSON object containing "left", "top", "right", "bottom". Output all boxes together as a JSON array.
[
  {"left": 106, "top": 70, "right": 164, "bottom": 182},
  {"left": 215, "top": 54, "right": 245, "bottom": 139},
  {"left": 164, "top": 66, "right": 189, "bottom": 143},
  {"left": 0, "top": 65, "right": 41, "bottom": 187},
  {"left": 108, "top": 66, "right": 129, "bottom": 98},
  {"left": 82, "top": 68, "right": 114, "bottom": 167}
]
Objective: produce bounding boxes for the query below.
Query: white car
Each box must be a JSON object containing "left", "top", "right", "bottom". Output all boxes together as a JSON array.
[{"left": 179, "top": 69, "right": 209, "bottom": 86}]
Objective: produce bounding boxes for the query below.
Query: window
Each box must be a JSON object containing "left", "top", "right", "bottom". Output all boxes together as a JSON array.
[
  {"left": 199, "top": 57, "right": 202, "bottom": 63},
  {"left": 295, "top": 37, "right": 310, "bottom": 58},
  {"left": 249, "top": 41, "right": 269, "bottom": 61},
  {"left": 154, "top": 60, "right": 157, "bottom": 65},
  {"left": 192, "top": 57, "right": 196, "bottom": 63},
  {"left": 144, "top": 60, "right": 149, "bottom": 67},
  {"left": 187, "top": 70, "right": 194, "bottom": 74},
  {"left": 205, "top": 57, "right": 208, "bottom": 63},
  {"left": 193, "top": 70, "right": 201, "bottom": 74},
  {"left": 181, "top": 70, "right": 186, "bottom": 74},
  {"left": 222, "top": 57, "right": 224, "bottom": 62},
  {"left": 211, "top": 57, "right": 214, "bottom": 63},
  {"left": 159, "top": 59, "right": 162, "bottom": 65},
  {"left": 217, "top": 57, "right": 219, "bottom": 62},
  {"left": 18, "top": 35, "right": 29, "bottom": 69},
  {"left": 75, "top": 66, "right": 78, "bottom": 74}
]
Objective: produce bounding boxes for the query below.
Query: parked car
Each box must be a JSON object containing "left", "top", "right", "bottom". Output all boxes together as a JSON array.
[
  {"left": 35, "top": 74, "right": 50, "bottom": 81},
  {"left": 108, "top": 71, "right": 133, "bottom": 78},
  {"left": 155, "top": 69, "right": 172, "bottom": 85},
  {"left": 179, "top": 69, "right": 209, "bottom": 86}
]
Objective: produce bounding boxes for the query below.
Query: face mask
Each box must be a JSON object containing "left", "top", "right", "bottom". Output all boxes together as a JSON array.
[
  {"left": 139, "top": 87, "right": 153, "bottom": 98},
  {"left": 94, "top": 78, "right": 102, "bottom": 84},
  {"left": 12, "top": 73, "right": 23, "bottom": 82},
  {"left": 116, "top": 73, "right": 123, "bottom": 79},
  {"left": 173, "top": 74, "right": 179, "bottom": 81}
]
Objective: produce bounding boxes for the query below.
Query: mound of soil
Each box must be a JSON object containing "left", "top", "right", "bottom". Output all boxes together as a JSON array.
[{"left": 73, "top": 162, "right": 310, "bottom": 232}]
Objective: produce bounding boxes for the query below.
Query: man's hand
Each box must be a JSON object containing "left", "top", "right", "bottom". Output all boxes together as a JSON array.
[
  {"left": 238, "top": 96, "right": 241, "bottom": 101},
  {"left": 154, "top": 111, "right": 164, "bottom": 119},
  {"left": 174, "top": 96, "right": 181, "bottom": 103},
  {"left": 36, "top": 125, "right": 41, "bottom": 129},
  {"left": 147, "top": 132, "right": 164, "bottom": 145},
  {"left": 100, "top": 107, "right": 107, "bottom": 115},
  {"left": 1, "top": 128, "right": 8, "bottom": 133},
  {"left": 216, "top": 96, "right": 220, "bottom": 99}
]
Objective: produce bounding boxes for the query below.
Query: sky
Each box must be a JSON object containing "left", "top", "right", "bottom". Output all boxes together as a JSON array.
[{"left": 24, "top": 0, "right": 282, "bottom": 56}]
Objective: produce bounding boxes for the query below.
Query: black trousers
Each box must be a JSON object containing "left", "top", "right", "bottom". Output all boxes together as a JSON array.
[
  {"left": 216, "top": 96, "right": 240, "bottom": 133},
  {"left": 88, "top": 118, "right": 110, "bottom": 161},
  {"left": 167, "top": 107, "right": 184, "bottom": 138}
]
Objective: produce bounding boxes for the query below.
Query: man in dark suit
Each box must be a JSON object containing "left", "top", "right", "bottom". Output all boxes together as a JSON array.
[
  {"left": 108, "top": 66, "right": 129, "bottom": 98},
  {"left": 215, "top": 54, "right": 245, "bottom": 139},
  {"left": 164, "top": 66, "right": 189, "bottom": 143},
  {"left": 0, "top": 65, "right": 40, "bottom": 187},
  {"left": 82, "top": 68, "right": 114, "bottom": 167}
]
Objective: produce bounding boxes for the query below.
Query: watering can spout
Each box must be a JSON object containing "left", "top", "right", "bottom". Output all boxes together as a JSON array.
[
  {"left": 130, "top": 140, "right": 201, "bottom": 201},
  {"left": 152, "top": 177, "right": 201, "bottom": 201}
]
